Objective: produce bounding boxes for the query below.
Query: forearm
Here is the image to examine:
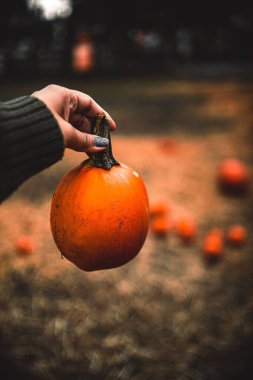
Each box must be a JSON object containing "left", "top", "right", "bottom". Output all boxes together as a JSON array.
[{"left": 0, "top": 96, "right": 64, "bottom": 202}]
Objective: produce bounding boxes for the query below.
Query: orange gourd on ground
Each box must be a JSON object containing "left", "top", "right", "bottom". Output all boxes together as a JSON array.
[
  {"left": 149, "top": 201, "right": 169, "bottom": 219},
  {"left": 174, "top": 214, "right": 198, "bottom": 243},
  {"left": 15, "top": 236, "right": 35, "bottom": 255},
  {"left": 50, "top": 116, "right": 149, "bottom": 271},
  {"left": 158, "top": 138, "right": 178, "bottom": 155},
  {"left": 202, "top": 228, "right": 224, "bottom": 260},
  {"left": 150, "top": 216, "right": 171, "bottom": 238},
  {"left": 217, "top": 158, "right": 250, "bottom": 192},
  {"left": 227, "top": 225, "right": 247, "bottom": 247}
]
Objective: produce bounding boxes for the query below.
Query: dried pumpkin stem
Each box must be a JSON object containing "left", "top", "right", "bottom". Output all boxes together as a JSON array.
[{"left": 83, "top": 115, "right": 120, "bottom": 170}]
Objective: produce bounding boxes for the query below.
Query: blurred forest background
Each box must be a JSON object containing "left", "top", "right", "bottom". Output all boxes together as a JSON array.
[{"left": 0, "top": 1, "right": 253, "bottom": 78}]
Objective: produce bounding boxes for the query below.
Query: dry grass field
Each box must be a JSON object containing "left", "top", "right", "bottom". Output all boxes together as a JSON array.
[{"left": 0, "top": 75, "right": 252, "bottom": 379}]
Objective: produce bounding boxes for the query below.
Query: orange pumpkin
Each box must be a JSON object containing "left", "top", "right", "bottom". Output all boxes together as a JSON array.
[
  {"left": 150, "top": 216, "right": 171, "bottom": 238},
  {"left": 16, "top": 236, "right": 34, "bottom": 255},
  {"left": 174, "top": 214, "right": 197, "bottom": 243},
  {"left": 217, "top": 158, "right": 250, "bottom": 193},
  {"left": 158, "top": 138, "right": 178, "bottom": 155},
  {"left": 202, "top": 228, "right": 224, "bottom": 260},
  {"left": 149, "top": 201, "right": 170, "bottom": 219},
  {"left": 227, "top": 225, "right": 247, "bottom": 247},
  {"left": 50, "top": 116, "right": 149, "bottom": 271}
]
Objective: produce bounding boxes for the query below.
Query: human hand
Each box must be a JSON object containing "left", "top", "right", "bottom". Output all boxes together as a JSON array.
[{"left": 32, "top": 84, "right": 116, "bottom": 154}]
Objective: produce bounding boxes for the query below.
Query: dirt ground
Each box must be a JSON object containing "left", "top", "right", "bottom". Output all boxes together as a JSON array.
[{"left": 0, "top": 75, "right": 253, "bottom": 380}]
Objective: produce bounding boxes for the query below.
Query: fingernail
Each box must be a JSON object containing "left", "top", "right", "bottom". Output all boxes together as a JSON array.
[{"left": 94, "top": 136, "right": 109, "bottom": 147}]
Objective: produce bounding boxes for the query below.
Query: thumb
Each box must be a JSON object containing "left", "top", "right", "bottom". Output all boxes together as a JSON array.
[{"left": 65, "top": 126, "right": 109, "bottom": 153}]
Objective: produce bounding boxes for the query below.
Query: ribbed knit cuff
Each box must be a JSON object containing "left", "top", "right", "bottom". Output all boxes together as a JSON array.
[{"left": 0, "top": 96, "right": 64, "bottom": 202}]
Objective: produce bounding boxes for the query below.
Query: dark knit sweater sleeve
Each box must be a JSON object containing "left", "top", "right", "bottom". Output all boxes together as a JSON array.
[{"left": 0, "top": 96, "right": 64, "bottom": 202}]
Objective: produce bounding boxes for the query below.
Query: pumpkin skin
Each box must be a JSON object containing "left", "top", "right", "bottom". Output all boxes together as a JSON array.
[
  {"left": 174, "top": 214, "right": 198, "bottom": 243},
  {"left": 149, "top": 201, "right": 170, "bottom": 219},
  {"left": 202, "top": 228, "right": 224, "bottom": 261},
  {"left": 227, "top": 225, "right": 247, "bottom": 247},
  {"left": 15, "top": 236, "right": 35, "bottom": 255},
  {"left": 150, "top": 216, "right": 171, "bottom": 238},
  {"left": 50, "top": 162, "right": 149, "bottom": 271},
  {"left": 217, "top": 158, "right": 250, "bottom": 193}
]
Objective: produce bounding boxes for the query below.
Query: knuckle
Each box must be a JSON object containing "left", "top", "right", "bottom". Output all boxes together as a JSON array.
[
  {"left": 83, "top": 134, "right": 91, "bottom": 148},
  {"left": 69, "top": 92, "right": 78, "bottom": 111},
  {"left": 47, "top": 84, "right": 59, "bottom": 91}
]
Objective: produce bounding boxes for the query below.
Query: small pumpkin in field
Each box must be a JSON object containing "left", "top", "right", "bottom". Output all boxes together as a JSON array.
[
  {"left": 50, "top": 116, "right": 149, "bottom": 271},
  {"left": 202, "top": 228, "right": 224, "bottom": 261},
  {"left": 150, "top": 216, "right": 171, "bottom": 238},
  {"left": 217, "top": 158, "right": 250, "bottom": 193},
  {"left": 16, "top": 236, "right": 35, "bottom": 255},
  {"left": 149, "top": 201, "right": 170, "bottom": 219},
  {"left": 158, "top": 138, "right": 178, "bottom": 155},
  {"left": 174, "top": 214, "right": 198, "bottom": 243},
  {"left": 227, "top": 225, "right": 247, "bottom": 247}
]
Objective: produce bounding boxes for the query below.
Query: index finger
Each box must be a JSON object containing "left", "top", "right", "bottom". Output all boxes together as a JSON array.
[{"left": 72, "top": 90, "right": 116, "bottom": 130}]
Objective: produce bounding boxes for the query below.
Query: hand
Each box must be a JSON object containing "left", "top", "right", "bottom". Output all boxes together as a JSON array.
[{"left": 32, "top": 84, "right": 116, "bottom": 154}]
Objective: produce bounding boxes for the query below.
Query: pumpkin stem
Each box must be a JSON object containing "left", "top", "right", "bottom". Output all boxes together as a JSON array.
[{"left": 83, "top": 115, "right": 120, "bottom": 170}]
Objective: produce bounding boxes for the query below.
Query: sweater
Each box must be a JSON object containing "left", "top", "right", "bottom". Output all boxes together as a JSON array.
[{"left": 0, "top": 96, "right": 64, "bottom": 202}]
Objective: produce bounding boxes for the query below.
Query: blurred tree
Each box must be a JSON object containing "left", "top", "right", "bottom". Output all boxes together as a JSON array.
[{"left": 0, "top": 0, "right": 252, "bottom": 76}]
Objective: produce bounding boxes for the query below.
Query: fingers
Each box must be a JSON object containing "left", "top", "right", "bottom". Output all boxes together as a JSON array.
[
  {"left": 33, "top": 85, "right": 116, "bottom": 132},
  {"left": 63, "top": 121, "right": 109, "bottom": 153},
  {"left": 71, "top": 90, "right": 116, "bottom": 131},
  {"left": 69, "top": 113, "right": 91, "bottom": 133}
]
